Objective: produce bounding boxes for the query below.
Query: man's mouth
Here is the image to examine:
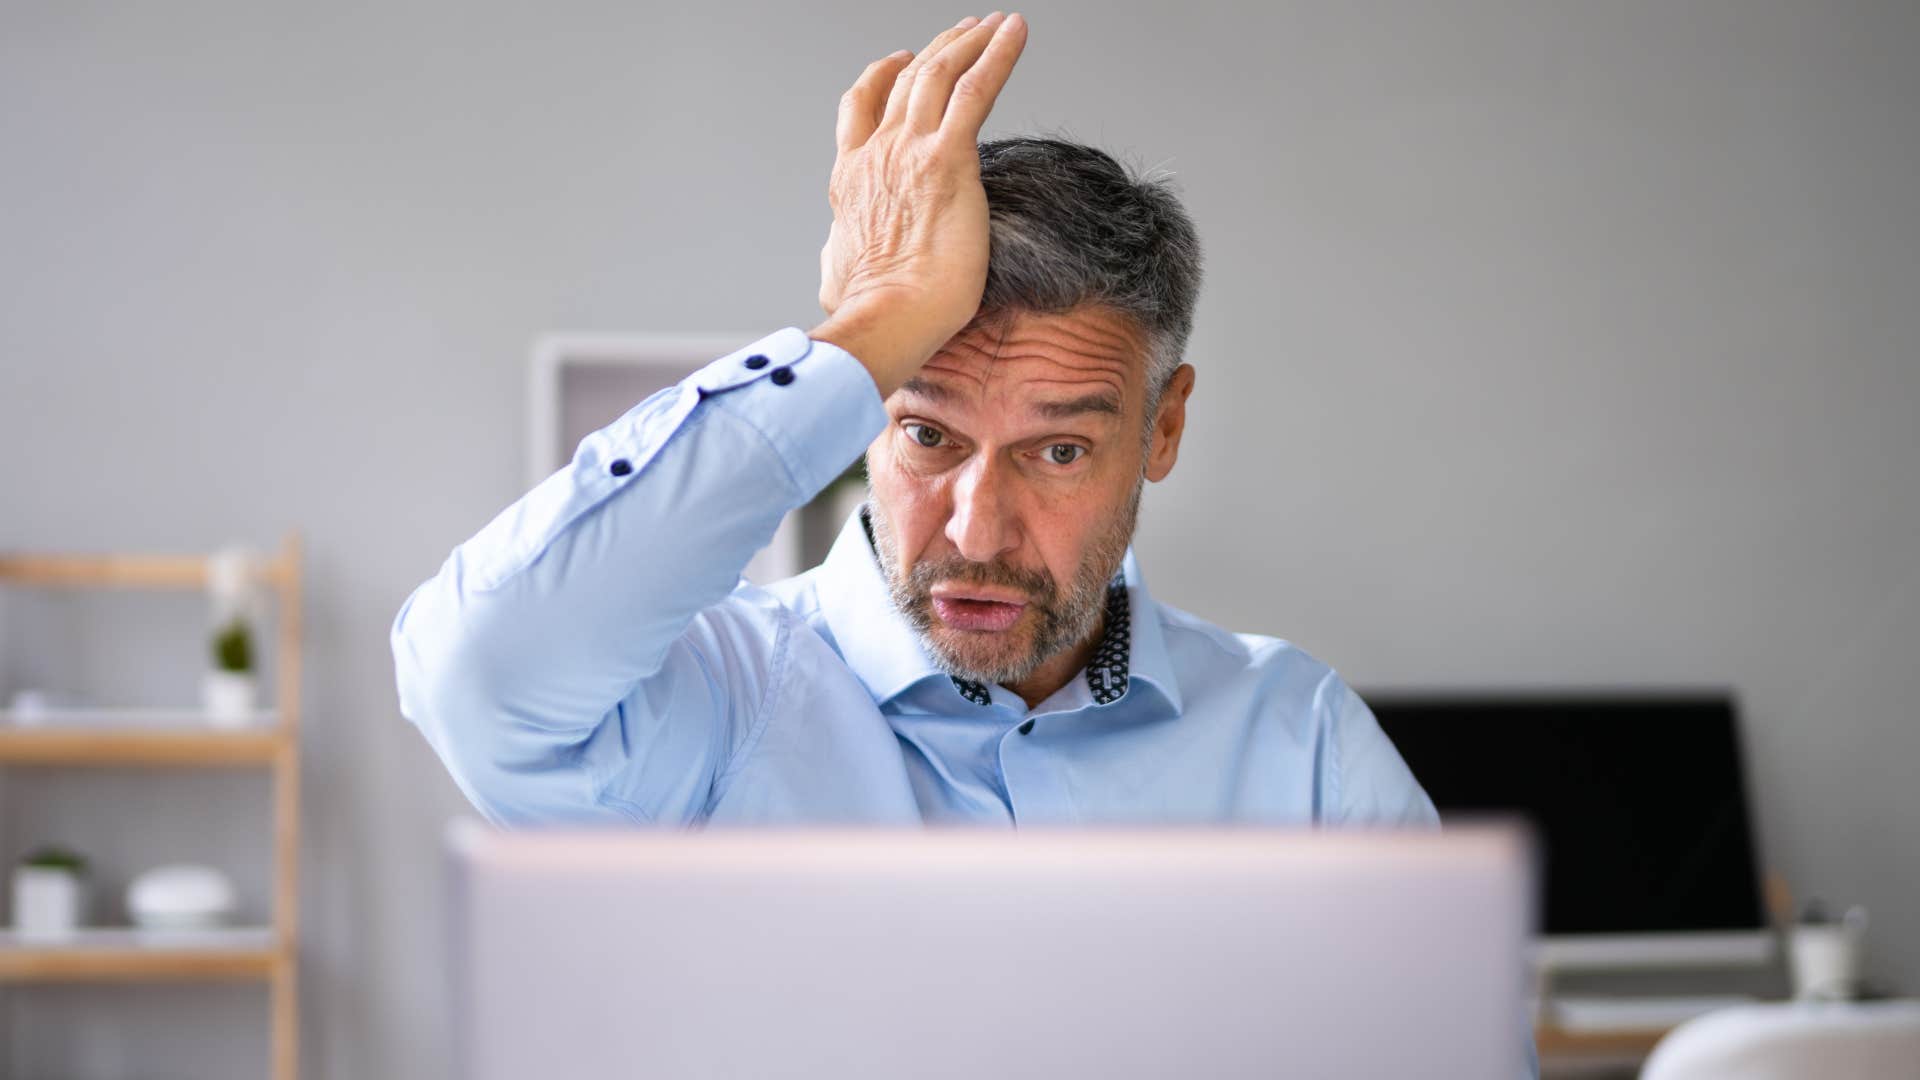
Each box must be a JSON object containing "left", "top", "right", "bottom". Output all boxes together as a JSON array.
[{"left": 930, "top": 588, "right": 1029, "bottom": 632}]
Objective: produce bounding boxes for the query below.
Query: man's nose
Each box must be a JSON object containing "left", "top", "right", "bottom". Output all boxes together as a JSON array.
[{"left": 944, "top": 453, "right": 1020, "bottom": 565}]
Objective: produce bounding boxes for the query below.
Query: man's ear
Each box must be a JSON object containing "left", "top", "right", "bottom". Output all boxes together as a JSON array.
[{"left": 1144, "top": 364, "right": 1195, "bottom": 483}]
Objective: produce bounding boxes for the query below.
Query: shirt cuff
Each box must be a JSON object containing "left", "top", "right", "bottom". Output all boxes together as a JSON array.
[{"left": 692, "top": 327, "right": 889, "bottom": 498}]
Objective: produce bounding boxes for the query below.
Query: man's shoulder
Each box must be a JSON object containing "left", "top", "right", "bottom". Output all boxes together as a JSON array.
[
  {"left": 1147, "top": 595, "right": 1351, "bottom": 712},
  {"left": 1151, "top": 595, "right": 1435, "bottom": 827}
]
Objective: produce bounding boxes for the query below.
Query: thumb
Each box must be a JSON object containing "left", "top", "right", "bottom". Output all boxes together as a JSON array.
[{"left": 818, "top": 229, "right": 841, "bottom": 314}]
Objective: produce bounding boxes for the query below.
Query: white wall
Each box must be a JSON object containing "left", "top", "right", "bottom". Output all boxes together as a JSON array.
[{"left": 2, "top": 1, "right": 1915, "bottom": 1076}]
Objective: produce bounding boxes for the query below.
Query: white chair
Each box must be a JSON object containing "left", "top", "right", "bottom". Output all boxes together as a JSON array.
[{"left": 1640, "top": 1000, "right": 1920, "bottom": 1080}]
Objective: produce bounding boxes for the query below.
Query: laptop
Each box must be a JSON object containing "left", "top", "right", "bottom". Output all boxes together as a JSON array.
[
  {"left": 447, "top": 821, "right": 1535, "bottom": 1079},
  {"left": 1368, "top": 693, "right": 1769, "bottom": 969}
]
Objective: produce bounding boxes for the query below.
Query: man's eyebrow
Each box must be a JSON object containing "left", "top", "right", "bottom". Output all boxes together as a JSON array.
[
  {"left": 898, "top": 376, "right": 960, "bottom": 405},
  {"left": 898, "top": 377, "right": 1122, "bottom": 421},
  {"left": 1032, "top": 391, "right": 1123, "bottom": 420}
]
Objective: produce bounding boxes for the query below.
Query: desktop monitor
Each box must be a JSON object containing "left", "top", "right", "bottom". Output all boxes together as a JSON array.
[
  {"left": 447, "top": 823, "right": 1535, "bottom": 1079},
  {"left": 1368, "top": 692, "right": 1769, "bottom": 969}
]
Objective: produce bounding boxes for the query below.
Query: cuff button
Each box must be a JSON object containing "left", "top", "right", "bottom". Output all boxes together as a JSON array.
[
  {"left": 744, "top": 354, "right": 769, "bottom": 370},
  {"left": 609, "top": 458, "right": 633, "bottom": 477},
  {"left": 770, "top": 366, "right": 795, "bottom": 386}
]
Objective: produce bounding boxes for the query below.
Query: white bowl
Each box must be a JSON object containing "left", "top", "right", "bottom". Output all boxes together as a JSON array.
[{"left": 126, "top": 864, "right": 236, "bottom": 929}]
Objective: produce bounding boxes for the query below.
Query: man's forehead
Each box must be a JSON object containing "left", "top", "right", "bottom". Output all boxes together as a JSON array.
[{"left": 904, "top": 306, "right": 1147, "bottom": 411}]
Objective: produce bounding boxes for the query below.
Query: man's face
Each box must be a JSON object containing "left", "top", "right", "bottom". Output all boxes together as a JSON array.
[{"left": 864, "top": 304, "right": 1189, "bottom": 688}]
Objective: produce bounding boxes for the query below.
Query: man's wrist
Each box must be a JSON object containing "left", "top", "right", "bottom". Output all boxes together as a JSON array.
[{"left": 808, "top": 303, "right": 949, "bottom": 400}]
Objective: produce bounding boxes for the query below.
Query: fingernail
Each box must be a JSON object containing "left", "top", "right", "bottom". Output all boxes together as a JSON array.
[
  {"left": 982, "top": 10, "right": 1005, "bottom": 25},
  {"left": 890, "top": 49, "right": 913, "bottom": 59},
  {"left": 955, "top": 15, "right": 980, "bottom": 28}
]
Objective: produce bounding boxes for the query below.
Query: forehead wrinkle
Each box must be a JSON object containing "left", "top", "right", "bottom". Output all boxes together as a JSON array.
[
  {"left": 921, "top": 340, "right": 997, "bottom": 393},
  {"left": 1018, "top": 302, "right": 1144, "bottom": 350},
  {"left": 916, "top": 359, "right": 1129, "bottom": 414},
  {"left": 981, "top": 338, "right": 1131, "bottom": 398},
  {"left": 983, "top": 346, "right": 1131, "bottom": 378},
  {"left": 997, "top": 317, "right": 1140, "bottom": 363},
  {"left": 961, "top": 306, "right": 1144, "bottom": 365},
  {"left": 906, "top": 308, "right": 1146, "bottom": 418},
  {"left": 939, "top": 331, "right": 1134, "bottom": 381}
]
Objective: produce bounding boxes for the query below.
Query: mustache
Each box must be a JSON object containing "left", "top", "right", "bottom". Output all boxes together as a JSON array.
[{"left": 906, "top": 556, "right": 1055, "bottom": 601}]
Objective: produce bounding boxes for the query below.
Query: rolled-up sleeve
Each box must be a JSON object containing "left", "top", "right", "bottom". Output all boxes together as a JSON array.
[{"left": 390, "top": 328, "right": 886, "bottom": 826}]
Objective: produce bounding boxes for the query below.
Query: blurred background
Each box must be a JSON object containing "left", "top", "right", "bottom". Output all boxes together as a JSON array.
[{"left": 2, "top": 1, "right": 1915, "bottom": 1077}]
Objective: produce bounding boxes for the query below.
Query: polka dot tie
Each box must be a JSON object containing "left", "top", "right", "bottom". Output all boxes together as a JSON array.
[{"left": 952, "top": 677, "right": 993, "bottom": 705}]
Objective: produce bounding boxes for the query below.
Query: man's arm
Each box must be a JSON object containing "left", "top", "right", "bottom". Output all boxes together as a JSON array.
[
  {"left": 390, "top": 331, "right": 885, "bottom": 825},
  {"left": 389, "top": 13, "right": 1030, "bottom": 826}
]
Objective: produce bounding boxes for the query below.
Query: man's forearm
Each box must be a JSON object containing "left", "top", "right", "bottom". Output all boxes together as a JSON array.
[{"left": 390, "top": 330, "right": 886, "bottom": 790}]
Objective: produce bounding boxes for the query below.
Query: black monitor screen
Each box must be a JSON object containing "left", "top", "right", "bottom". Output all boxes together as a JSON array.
[{"left": 1367, "top": 694, "right": 1765, "bottom": 936}]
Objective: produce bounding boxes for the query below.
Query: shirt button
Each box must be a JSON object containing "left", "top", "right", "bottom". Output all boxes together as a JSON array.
[
  {"left": 1018, "top": 720, "right": 1035, "bottom": 735},
  {"left": 770, "top": 366, "right": 795, "bottom": 386},
  {"left": 744, "top": 354, "right": 769, "bottom": 370},
  {"left": 608, "top": 458, "right": 633, "bottom": 477}
]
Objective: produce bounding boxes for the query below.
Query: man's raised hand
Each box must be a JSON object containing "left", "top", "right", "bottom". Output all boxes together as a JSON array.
[{"left": 813, "top": 12, "right": 1029, "bottom": 398}]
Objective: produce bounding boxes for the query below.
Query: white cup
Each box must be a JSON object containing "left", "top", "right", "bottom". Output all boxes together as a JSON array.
[{"left": 1789, "top": 905, "right": 1869, "bottom": 1001}]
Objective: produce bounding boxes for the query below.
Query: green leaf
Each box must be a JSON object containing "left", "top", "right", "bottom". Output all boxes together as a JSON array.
[
  {"left": 211, "top": 615, "right": 254, "bottom": 673},
  {"left": 20, "top": 845, "right": 87, "bottom": 873}
]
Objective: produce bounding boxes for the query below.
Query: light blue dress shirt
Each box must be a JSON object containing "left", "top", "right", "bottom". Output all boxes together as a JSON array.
[
  {"left": 389, "top": 325, "right": 1442, "bottom": 829},
  {"left": 390, "top": 326, "right": 1536, "bottom": 1077}
]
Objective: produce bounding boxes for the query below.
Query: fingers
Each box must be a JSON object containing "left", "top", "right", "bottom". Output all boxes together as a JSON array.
[
  {"left": 879, "top": 16, "right": 983, "bottom": 132},
  {"left": 938, "top": 12, "right": 1027, "bottom": 140},
  {"left": 837, "top": 49, "right": 914, "bottom": 153},
  {"left": 904, "top": 13, "right": 1010, "bottom": 133}
]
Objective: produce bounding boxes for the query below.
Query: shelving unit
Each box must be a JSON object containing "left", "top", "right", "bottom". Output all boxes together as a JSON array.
[{"left": 0, "top": 533, "right": 302, "bottom": 1080}]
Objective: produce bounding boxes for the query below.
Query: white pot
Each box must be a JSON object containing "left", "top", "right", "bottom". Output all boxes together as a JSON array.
[
  {"left": 1790, "top": 910, "right": 1869, "bottom": 1001},
  {"left": 11, "top": 866, "right": 86, "bottom": 941},
  {"left": 201, "top": 670, "right": 258, "bottom": 727}
]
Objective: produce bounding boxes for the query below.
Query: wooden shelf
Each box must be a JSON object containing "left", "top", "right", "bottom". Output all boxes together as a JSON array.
[
  {"left": 0, "top": 927, "right": 279, "bottom": 983},
  {"left": 0, "top": 720, "right": 287, "bottom": 766},
  {"left": 0, "top": 552, "right": 291, "bottom": 590},
  {"left": 1534, "top": 1023, "right": 1671, "bottom": 1060}
]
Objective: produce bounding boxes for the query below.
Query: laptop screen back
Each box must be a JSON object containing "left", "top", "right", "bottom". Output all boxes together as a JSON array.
[
  {"left": 448, "top": 824, "right": 1534, "bottom": 1080},
  {"left": 1370, "top": 694, "right": 1764, "bottom": 936}
]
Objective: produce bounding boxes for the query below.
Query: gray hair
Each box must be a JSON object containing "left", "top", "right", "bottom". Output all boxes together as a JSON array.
[{"left": 976, "top": 136, "right": 1203, "bottom": 424}]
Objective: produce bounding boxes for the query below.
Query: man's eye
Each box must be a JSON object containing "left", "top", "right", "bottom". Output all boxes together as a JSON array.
[
  {"left": 906, "top": 423, "right": 944, "bottom": 448},
  {"left": 1047, "top": 444, "right": 1085, "bottom": 466}
]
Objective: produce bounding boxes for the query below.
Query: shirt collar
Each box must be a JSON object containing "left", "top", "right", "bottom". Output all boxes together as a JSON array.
[{"left": 812, "top": 502, "right": 1183, "bottom": 717}]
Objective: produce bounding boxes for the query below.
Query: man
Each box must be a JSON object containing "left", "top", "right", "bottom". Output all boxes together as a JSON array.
[
  {"left": 390, "top": 11, "right": 1438, "bottom": 831},
  {"left": 392, "top": 18, "right": 1543, "bottom": 1073}
]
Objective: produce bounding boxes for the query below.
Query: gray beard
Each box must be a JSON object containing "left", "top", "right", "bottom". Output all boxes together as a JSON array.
[{"left": 864, "top": 477, "right": 1141, "bottom": 688}]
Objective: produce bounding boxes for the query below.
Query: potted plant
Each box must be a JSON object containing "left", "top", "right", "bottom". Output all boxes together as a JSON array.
[
  {"left": 1789, "top": 897, "right": 1871, "bottom": 1000},
  {"left": 202, "top": 614, "right": 258, "bottom": 727},
  {"left": 11, "top": 845, "right": 88, "bottom": 941}
]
